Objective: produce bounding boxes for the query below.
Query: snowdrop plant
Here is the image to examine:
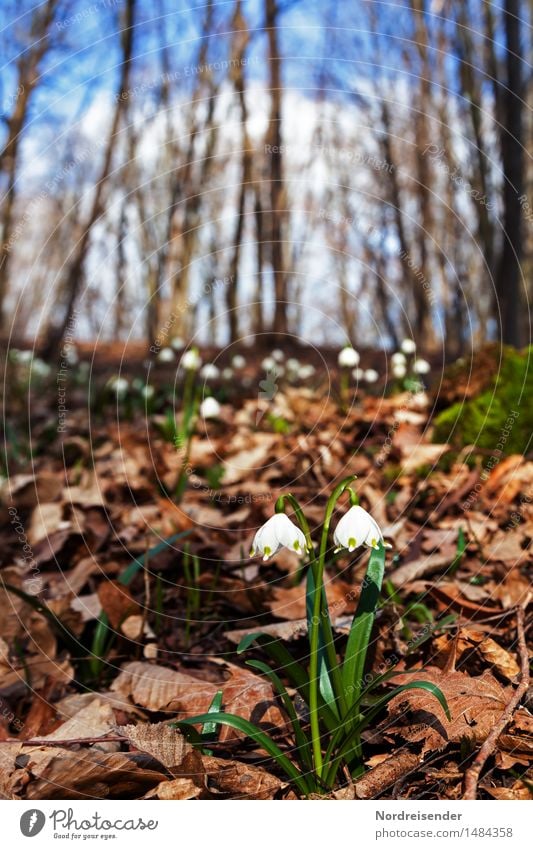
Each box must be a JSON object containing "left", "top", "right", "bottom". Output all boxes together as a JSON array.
[{"left": 177, "top": 475, "right": 449, "bottom": 796}]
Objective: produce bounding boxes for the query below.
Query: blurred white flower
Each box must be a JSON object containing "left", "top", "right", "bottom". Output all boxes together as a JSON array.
[
  {"left": 31, "top": 358, "right": 51, "bottom": 378},
  {"left": 298, "top": 364, "right": 316, "bottom": 379},
  {"left": 411, "top": 391, "right": 430, "bottom": 409},
  {"left": 286, "top": 358, "right": 300, "bottom": 371},
  {"left": 181, "top": 348, "right": 202, "bottom": 370},
  {"left": 16, "top": 350, "right": 33, "bottom": 364},
  {"left": 232, "top": 354, "right": 246, "bottom": 369},
  {"left": 392, "top": 363, "right": 406, "bottom": 379},
  {"left": 251, "top": 513, "right": 306, "bottom": 561},
  {"left": 413, "top": 358, "right": 430, "bottom": 374},
  {"left": 364, "top": 369, "right": 379, "bottom": 383},
  {"left": 352, "top": 367, "right": 364, "bottom": 381},
  {"left": 109, "top": 377, "right": 129, "bottom": 398},
  {"left": 261, "top": 356, "right": 276, "bottom": 371},
  {"left": 391, "top": 351, "right": 406, "bottom": 366},
  {"left": 64, "top": 345, "right": 78, "bottom": 365},
  {"left": 141, "top": 385, "right": 154, "bottom": 399},
  {"left": 200, "top": 363, "right": 220, "bottom": 381},
  {"left": 401, "top": 338, "right": 416, "bottom": 354},
  {"left": 338, "top": 346, "right": 360, "bottom": 368},
  {"left": 334, "top": 505, "right": 391, "bottom": 553},
  {"left": 272, "top": 349, "right": 285, "bottom": 362},
  {"left": 222, "top": 367, "right": 233, "bottom": 380},
  {"left": 171, "top": 336, "right": 185, "bottom": 350},
  {"left": 200, "top": 397, "right": 221, "bottom": 419},
  {"left": 158, "top": 347, "right": 175, "bottom": 363}
]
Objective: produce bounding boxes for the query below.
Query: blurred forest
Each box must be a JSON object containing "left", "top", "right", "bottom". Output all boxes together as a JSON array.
[{"left": 0, "top": 0, "right": 531, "bottom": 357}]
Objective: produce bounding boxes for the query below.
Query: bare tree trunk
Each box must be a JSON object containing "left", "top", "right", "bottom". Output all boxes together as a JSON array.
[
  {"left": 253, "top": 183, "right": 265, "bottom": 335},
  {"left": 0, "top": 0, "right": 59, "bottom": 330},
  {"left": 41, "top": 0, "right": 136, "bottom": 359},
  {"left": 495, "top": 0, "right": 524, "bottom": 346},
  {"left": 265, "top": 0, "right": 287, "bottom": 337},
  {"left": 226, "top": 1, "right": 251, "bottom": 343}
]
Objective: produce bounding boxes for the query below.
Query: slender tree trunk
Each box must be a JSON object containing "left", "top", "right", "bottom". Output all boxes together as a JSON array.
[
  {"left": 41, "top": 0, "right": 136, "bottom": 359},
  {"left": 265, "top": 0, "right": 287, "bottom": 337},
  {"left": 0, "top": 0, "right": 59, "bottom": 330},
  {"left": 495, "top": 0, "right": 524, "bottom": 346}
]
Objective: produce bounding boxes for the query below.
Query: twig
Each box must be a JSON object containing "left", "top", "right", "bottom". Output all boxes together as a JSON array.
[{"left": 463, "top": 603, "right": 530, "bottom": 800}]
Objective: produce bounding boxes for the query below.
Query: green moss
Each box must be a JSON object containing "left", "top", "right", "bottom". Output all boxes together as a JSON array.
[{"left": 433, "top": 346, "right": 533, "bottom": 454}]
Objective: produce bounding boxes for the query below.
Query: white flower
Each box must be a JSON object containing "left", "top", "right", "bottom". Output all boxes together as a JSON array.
[
  {"left": 31, "top": 358, "right": 51, "bottom": 377},
  {"left": 171, "top": 336, "right": 185, "bottom": 350},
  {"left": 232, "top": 354, "right": 246, "bottom": 369},
  {"left": 392, "top": 363, "right": 406, "bottom": 379},
  {"left": 338, "top": 346, "right": 360, "bottom": 368},
  {"left": 200, "top": 397, "right": 221, "bottom": 419},
  {"left": 401, "top": 338, "right": 416, "bottom": 355},
  {"left": 334, "top": 505, "right": 390, "bottom": 552},
  {"left": 298, "top": 364, "right": 315, "bottom": 379},
  {"left": 261, "top": 356, "right": 275, "bottom": 371},
  {"left": 141, "top": 385, "right": 154, "bottom": 399},
  {"left": 286, "top": 358, "right": 300, "bottom": 371},
  {"left": 391, "top": 352, "right": 406, "bottom": 366},
  {"left": 158, "top": 347, "right": 175, "bottom": 363},
  {"left": 200, "top": 363, "right": 220, "bottom": 381},
  {"left": 109, "top": 377, "right": 129, "bottom": 397},
  {"left": 364, "top": 368, "right": 379, "bottom": 383},
  {"left": 181, "top": 348, "right": 202, "bottom": 371},
  {"left": 413, "top": 358, "right": 430, "bottom": 374},
  {"left": 222, "top": 367, "right": 233, "bottom": 380},
  {"left": 64, "top": 345, "right": 78, "bottom": 365},
  {"left": 272, "top": 348, "right": 285, "bottom": 362},
  {"left": 352, "top": 367, "right": 364, "bottom": 381},
  {"left": 251, "top": 513, "right": 307, "bottom": 561}
]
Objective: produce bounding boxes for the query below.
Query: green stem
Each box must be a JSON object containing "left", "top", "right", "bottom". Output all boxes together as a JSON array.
[{"left": 308, "top": 476, "right": 356, "bottom": 776}]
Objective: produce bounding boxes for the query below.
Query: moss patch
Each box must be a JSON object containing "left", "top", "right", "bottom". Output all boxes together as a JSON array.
[{"left": 432, "top": 346, "right": 533, "bottom": 455}]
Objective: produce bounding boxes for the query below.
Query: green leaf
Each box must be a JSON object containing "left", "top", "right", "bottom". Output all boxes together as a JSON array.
[
  {"left": 176, "top": 711, "right": 311, "bottom": 796},
  {"left": 246, "top": 659, "right": 313, "bottom": 772},
  {"left": 342, "top": 542, "right": 386, "bottom": 711},
  {"left": 201, "top": 690, "right": 224, "bottom": 738}
]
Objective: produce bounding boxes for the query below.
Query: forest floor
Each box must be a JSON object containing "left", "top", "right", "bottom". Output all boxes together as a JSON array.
[{"left": 0, "top": 346, "right": 531, "bottom": 800}]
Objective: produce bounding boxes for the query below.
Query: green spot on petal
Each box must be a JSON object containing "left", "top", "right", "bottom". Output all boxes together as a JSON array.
[{"left": 348, "top": 537, "right": 356, "bottom": 549}]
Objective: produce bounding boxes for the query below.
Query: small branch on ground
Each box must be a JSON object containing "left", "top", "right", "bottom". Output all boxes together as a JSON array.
[{"left": 463, "top": 601, "right": 530, "bottom": 800}]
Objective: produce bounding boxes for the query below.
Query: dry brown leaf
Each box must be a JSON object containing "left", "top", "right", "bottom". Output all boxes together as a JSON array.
[
  {"left": 485, "top": 781, "right": 532, "bottom": 800},
  {"left": 0, "top": 744, "right": 166, "bottom": 799},
  {"left": 386, "top": 667, "right": 511, "bottom": 754},
  {"left": 97, "top": 580, "right": 140, "bottom": 629},
  {"left": 117, "top": 722, "right": 193, "bottom": 771},
  {"left": 203, "top": 755, "right": 283, "bottom": 799},
  {"left": 144, "top": 776, "right": 202, "bottom": 799}
]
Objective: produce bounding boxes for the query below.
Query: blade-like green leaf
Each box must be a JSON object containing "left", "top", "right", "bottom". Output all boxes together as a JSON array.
[
  {"left": 201, "top": 689, "right": 224, "bottom": 738},
  {"left": 176, "top": 711, "right": 311, "bottom": 795},
  {"left": 342, "top": 542, "right": 386, "bottom": 710},
  {"left": 246, "top": 659, "right": 313, "bottom": 772}
]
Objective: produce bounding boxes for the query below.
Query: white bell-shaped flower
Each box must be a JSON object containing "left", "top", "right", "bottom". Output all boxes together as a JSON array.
[
  {"left": 391, "top": 351, "right": 406, "bottom": 366},
  {"left": 338, "top": 346, "right": 360, "bottom": 368},
  {"left": 392, "top": 362, "right": 406, "bottom": 379},
  {"left": 200, "top": 363, "right": 220, "bottom": 381},
  {"left": 200, "top": 396, "right": 221, "bottom": 419},
  {"left": 401, "top": 338, "right": 416, "bottom": 355},
  {"left": 364, "top": 368, "right": 379, "bottom": 383},
  {"left": 413, "top": 358, "right": 430, "bottom": 374},
  {"left": 334, "top": 505, "right": 390, "bottom": 552},
  {"left": 251, "top": 513, "right": 307, "bottom": 561},
  {"left": 181, "top": 348, "right": 202, "bottom": 371}
]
